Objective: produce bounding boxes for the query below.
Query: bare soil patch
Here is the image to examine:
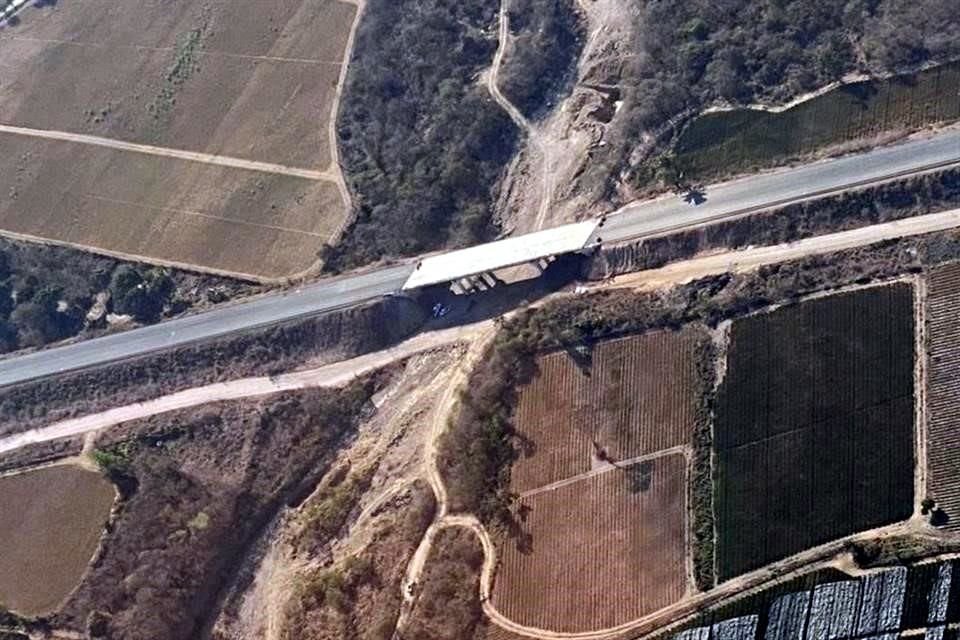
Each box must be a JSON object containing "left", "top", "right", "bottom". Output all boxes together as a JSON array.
[
  {"left": 0, "top": 464, "right": 115, "bottom": 617},
  {"left": 493, "top": 453, "right": 688, "bottom": 632}
]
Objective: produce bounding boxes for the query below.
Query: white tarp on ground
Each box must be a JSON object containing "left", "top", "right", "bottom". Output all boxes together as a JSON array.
[{"left": 402, "top": 220, "right": 599, "bottom": 290}]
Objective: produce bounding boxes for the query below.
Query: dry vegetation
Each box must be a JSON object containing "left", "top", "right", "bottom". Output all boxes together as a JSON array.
[
  {"left": 50, "top": 379, "right": 386, "bottom": 639},
  {"left": 494, "top": 454, "right": 687, "bottom": 632},
  {"left": 714, "top": 284, "right": 916, "bottom": 579},
  {"left": 0, "top": 0, "right": 355, "bottom": 278},
  {"left": 0, "top": 464, "right": 115, "bottom": 617},
  {"left": 400, "top": 527, "right": 486, "bottom": 640},
  {"left": 280, "top": 481, "right": 436, "bottom": 640}
]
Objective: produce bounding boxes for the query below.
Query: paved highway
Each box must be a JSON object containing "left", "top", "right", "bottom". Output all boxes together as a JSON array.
[
  {"left": 0, "top": 128, "right": 958, "bottom": 387},
  {"left": 597, "top": 128, "right": 960, "bottom": 243}
]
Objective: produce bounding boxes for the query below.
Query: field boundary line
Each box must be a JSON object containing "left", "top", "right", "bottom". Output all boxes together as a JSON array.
[
  {"left": 0, "top": 124, "right": 336, "bottom": 181},
  {"left": 518, "top": 445, "right": 689, "bottom": 499},
  {"left": 85, "top": 194, "right": 332, "bottom": 238},
  {"left": 0, "top": 34, "right": 341, "bottom": 64}
]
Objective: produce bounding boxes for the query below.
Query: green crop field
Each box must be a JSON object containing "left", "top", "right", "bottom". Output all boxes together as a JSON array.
[
  {"left": 674, "top": 61, "right": 960, "bottom": 182},
  {"left": 714, "top": 283, "right": 916, "bottom": 580}
]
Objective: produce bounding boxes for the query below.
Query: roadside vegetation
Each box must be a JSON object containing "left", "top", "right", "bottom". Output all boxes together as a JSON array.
[
  {"left": 328, "top": 0, "right": 518, "bottom": 270},
  {"left": 0, "top": 237, "right": 250, "bottom": 355},
  {"left": 499, "top": 0, "right": 584, "bottom": 119},
  {"left": 579, "top": 0, "right": 960, "bottom": 199}
]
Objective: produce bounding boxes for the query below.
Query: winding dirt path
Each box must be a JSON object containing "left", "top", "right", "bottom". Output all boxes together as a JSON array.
[{"left": 486, "top": 0, "right": 554, "bottom": 230}]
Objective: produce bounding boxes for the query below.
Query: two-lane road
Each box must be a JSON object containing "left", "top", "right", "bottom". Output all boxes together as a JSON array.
[{"left": 1, "top": 128, "right": 958, "bottom": 387}]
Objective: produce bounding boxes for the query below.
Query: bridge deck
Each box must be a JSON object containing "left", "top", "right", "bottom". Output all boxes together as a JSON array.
[{"left": 402, "top": 221, "right": 598, "bottom": 290}]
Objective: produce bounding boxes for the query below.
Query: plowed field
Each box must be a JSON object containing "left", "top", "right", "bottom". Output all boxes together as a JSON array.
[
  {"left": 493, "top": 453, "right": 688, "bottom": 633},
  {"left": 715, "top": 284, "right": 915, "bottom": 579},
  {"left": 512, "top": 328, "right": 703, "bottom": 494},
  {"left": 925, "top": 262, "right": 960, "bottom": 529},
  {"left": 0, "top": 0, "right": 355, "bottom": 278},
  {"left": 0, "top": 464, "right": 115, "bottom": 616}
]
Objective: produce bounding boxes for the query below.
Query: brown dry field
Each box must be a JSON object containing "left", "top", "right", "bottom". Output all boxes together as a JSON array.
[
  {"left": 0, "top": 0, "right": 354, "bottom": 168},
  {"left": 926, "top": 262, "right": 960, "bottom": 529},
  {"left": 492, "top": 454, "right": 688, "bottom": 633},
  {"left": 511, "top": 328, "right": 702, "bottom": 494},
  {"left": 0, "top": 0, "right": 355, "bottom": 278},
  {"left": 0, "top": 133, "right": 343, "bottom": 278},
  {"left": 0, "top": 464, "right": 115, "bottom": 617}
]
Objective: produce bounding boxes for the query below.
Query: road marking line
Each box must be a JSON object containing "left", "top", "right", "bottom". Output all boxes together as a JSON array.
[
  {"left": 86, "top": 194, "right": 330, "bottom": 238},
  {"left": 0, "top": 123, "right": 333, "bottom": 180},
  {"left": 0, "top": 34, "right": 340, "bottom": 64}
]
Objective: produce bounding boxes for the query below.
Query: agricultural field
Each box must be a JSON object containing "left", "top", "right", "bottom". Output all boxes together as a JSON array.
[
  {"left": 674, "top": 61, "right": 960, "bottom": 182},
  {"left": 924, "top": 262, "right": 960, "bottom": 529},
  {"left": 0, "top": 464, "right": 115, "bottom": 617},
  {"left": 511, "top": 328, "right": 703, "bottom": 493},
  {"left": 715, "top": 283, "right": 916, "bottom": 580},
  {"left": 493, "top": 453, "right": 687, "bottom": 633},
  {"left": 0, "top": 0, "right": 355, "bottom": 278}
]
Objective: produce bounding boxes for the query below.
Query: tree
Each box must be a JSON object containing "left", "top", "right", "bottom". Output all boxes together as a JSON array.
[{"left": 109, "top": 266, "right": 174, "bottom": 322}]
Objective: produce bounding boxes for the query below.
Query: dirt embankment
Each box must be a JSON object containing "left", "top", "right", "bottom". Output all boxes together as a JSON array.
[
  {"left": 0, "top": 296, "right": 427, "bottom": 436},
  {"left": 587, "top": 168, "right": 960, "bottom": 280}
]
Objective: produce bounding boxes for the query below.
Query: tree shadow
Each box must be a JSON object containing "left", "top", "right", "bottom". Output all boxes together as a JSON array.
[{"left": 624, "top": 460, "right": 654, "bottom": 494}]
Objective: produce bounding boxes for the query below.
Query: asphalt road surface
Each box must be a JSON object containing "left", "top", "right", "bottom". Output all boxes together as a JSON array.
[{"left": 1, "top": 129, "right": 959, "bottom": 387}]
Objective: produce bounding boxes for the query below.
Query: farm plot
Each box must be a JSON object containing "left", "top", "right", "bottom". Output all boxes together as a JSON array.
[
  {"left": 715, "top": 284, "right": 916, "bottom": 580},
  {"left": 925, "top": 262, "right": 960, "bottom": 529},
  {"left": 511, "top": 328, "right": 703, "bottom": 494},
  {"left": 0, "top": 0, "right": 355, "bottom": 278},
  {"left": 0, "top": 464, "right": 115, "bottom": 616},
  {"left": 492, "top": 453, "right": 687, "bottom": 633},
  {"left": 0, "top": 134, "right": 342, "bottom": 278},
  {"left": 0, "top": 0, "right": 353, "bottom": 168},
  {"left": 674, "top": 60, "right": 960, "bottom": 182}
]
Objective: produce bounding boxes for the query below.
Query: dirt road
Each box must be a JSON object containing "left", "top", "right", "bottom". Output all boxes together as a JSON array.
[
  {"left": 0, "top": 320, "right": 492, "bottom": 455},
  {"left": 608, "top": 206, "right": 960, "bottom": 291},
  {"left": 0, "top": 123, "right": 335, "bottom": 181}
]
